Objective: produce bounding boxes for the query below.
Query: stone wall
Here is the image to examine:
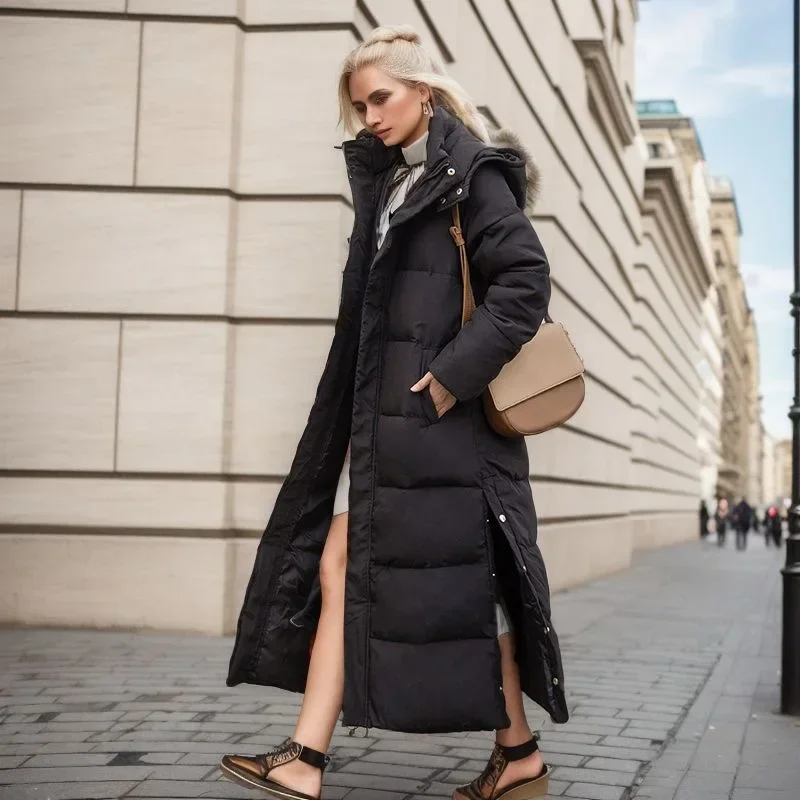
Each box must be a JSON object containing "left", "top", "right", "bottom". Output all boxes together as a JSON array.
[{"left": 0, "top": 0, "right": 708, "bottom": 633}]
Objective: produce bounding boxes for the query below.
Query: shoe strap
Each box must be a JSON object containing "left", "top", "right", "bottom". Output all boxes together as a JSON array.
[
  {"left": 294, "top": 741, "right": 331, "bottom": 771},
  {"left": 498, "top": 732, "right": 539, "bottom": 762}
]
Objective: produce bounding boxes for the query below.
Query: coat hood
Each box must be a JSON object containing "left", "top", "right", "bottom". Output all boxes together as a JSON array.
[{"left": 486, "top": 127, "right": 541, "bottom": 213}]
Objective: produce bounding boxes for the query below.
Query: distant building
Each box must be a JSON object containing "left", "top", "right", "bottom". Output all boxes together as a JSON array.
[
  {"left": 775, "top": 439, "right": 793, "bottom": 502},
  {"left": 709, "top": 176, "right": 763, "bottom": 501},
  {"left": 638, "top": 102, "right": 722, "bottom": 509}
]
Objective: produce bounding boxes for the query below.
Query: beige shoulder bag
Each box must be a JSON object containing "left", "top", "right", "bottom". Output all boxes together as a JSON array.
[{"left": 450, "top": 204, "right": 585, "bottom": 437}]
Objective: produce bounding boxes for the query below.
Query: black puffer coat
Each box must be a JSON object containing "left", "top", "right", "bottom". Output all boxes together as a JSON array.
[{"left": 227, "top": 107, "right": 568, "bottom": 733}]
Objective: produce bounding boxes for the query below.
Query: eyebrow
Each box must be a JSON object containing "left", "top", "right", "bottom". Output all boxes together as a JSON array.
[{"left": 352, "top": 89, "right": 390, "bottom": 105}]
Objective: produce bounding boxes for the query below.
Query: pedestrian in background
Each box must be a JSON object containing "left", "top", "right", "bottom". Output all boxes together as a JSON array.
[
  {"left": 763, "top": 506, "right": 783, "bottom": 547},
  {"left": 220, "top": 24, "right": 563, "bottom": 800},
  {"left": 699, "top": 499, "right": 710, "bottom": 539},
  {"left": 732, "top": 497, "right": 753, "bottom": 551},
  {"left": 715, "top": 498, "right": 730, "bottom": 547}
]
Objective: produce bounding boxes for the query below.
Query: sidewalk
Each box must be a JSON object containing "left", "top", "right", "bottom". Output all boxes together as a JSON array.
[{"left": 1, "top": 537, "right": 798, "bottom": 800}]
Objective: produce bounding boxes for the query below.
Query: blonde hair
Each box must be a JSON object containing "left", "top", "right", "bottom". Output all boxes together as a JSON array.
[{"left": 338, "top": 25, "right": 490, "bottom": 143}]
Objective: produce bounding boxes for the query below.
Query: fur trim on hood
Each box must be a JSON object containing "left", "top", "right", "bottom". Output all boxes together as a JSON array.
[{"left": 488, "top": 127, "right": 541, "bottom": 213}]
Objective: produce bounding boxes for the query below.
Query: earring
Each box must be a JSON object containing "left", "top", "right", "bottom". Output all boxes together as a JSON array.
[{"left": 422, "top": 100, "right": 433, "bottom": 117}]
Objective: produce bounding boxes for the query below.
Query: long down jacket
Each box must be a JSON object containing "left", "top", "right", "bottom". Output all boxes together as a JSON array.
[{"left": 227, "top": 107, "right": 569, "bottom": 733}]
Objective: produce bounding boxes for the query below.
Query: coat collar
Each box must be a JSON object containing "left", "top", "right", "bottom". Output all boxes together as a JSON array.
[
  {"left": 341, "top": 107, "right": 533, "bottom": 222},
  {"left": 341, "top": 105, "right": 460, "bottom": 177}
]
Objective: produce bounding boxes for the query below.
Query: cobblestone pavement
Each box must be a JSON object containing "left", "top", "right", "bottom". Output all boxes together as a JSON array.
[{"left": 1, "top": 538, "right": 799, "bottom": 800}]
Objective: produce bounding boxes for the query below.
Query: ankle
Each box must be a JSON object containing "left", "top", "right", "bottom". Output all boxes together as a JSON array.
[{"left": 495, "top": 729, "right": 534, "bottom": 748}]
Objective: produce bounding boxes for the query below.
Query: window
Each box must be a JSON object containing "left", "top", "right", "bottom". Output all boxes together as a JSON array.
[{"left": 647, "top": 142, "right": 663, "bottom": 159}]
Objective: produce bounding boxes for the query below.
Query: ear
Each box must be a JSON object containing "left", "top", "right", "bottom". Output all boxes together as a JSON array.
[{"left": 417, "top": 83, "right": 431, "bottom": 104}]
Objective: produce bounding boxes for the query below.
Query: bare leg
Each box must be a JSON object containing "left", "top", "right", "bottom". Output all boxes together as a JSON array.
[
  {"left": 454, "top": 631, "right": 544, "bottom": 799},
  {"left": 267, "top": 510, "right": 348, "bottom": 796}
]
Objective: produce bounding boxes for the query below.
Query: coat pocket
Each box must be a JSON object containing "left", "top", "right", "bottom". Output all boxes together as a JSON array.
[{"left": 420, "top": 386, "right": 441, "bottom": 425}]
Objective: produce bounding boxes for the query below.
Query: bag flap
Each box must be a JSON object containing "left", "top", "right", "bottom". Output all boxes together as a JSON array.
[{"left": 487, "top": 322, "right": 585, "bottom": 412}]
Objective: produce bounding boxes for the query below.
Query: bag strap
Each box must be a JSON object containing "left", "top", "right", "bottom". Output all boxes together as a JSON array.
[
  {"left": 449, "top": 203, "right": 476, "bottom": 328},
  {"left": 449, "top": 203, "right": 552, "bottom": 329}
]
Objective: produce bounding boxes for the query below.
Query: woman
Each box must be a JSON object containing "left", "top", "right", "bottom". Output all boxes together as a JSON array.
[{"left": 221, "top": 25, "right": 567, "bottom": 800}]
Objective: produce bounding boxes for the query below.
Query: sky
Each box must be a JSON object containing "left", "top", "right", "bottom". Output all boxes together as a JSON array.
[{"left": 636, "top": 0, "right": 794, "bottom": 443}]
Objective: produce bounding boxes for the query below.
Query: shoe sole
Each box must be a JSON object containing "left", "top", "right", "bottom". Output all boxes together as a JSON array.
[
  {"left": 454, "top": 764, "right": 551, "bottom": 799},
  {"left": 219, "top": 759, "right": 318, "bottom": 800}
]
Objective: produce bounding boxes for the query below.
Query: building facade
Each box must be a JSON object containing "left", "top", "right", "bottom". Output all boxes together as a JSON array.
[
  {"left": 0, "top": 0, "right": 759, "bottom": 634},
  {"left": 637, "top": 102, "right": 723, "bottom": 513},
  {"left": 709, "top": 177, "right": 763, "bottom": 503},
  {"left": 774, "top": 438, "right": 793, "bottom": 503}
]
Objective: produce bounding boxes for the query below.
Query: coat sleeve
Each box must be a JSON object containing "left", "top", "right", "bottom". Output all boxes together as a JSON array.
[{"left": 427, "top": 163, "right": 551, "bottom": 403}]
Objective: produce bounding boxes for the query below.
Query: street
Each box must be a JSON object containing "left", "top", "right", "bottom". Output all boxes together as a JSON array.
[{"left": 1, "top": 538, "right": 798, "bottom": 800}]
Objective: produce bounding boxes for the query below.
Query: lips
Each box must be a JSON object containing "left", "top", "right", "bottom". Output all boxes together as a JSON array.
[{"left": 376, "top": 129, "right": 391, "bottom": 138}]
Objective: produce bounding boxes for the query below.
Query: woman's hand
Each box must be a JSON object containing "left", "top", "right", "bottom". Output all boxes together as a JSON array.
[{"left": 410, "top": 372, "right": 456, "bottom": 419}]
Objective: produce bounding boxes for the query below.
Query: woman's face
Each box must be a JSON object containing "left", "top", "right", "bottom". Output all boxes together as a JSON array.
[{"left": 349, "top": 65, "right": 430, "bottom": 148}]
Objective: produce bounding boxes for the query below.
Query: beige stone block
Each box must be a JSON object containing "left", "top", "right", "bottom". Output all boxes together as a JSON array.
[
  {"left": 231, "top": 324, "right": 334, "bottom": 475},
  {"left": 116, "top": 321, "right": 227, "bottom": 473},
  {"left": 0, "top": 190, "right": 20, "bottom": 309},
  {"left": 508, "top": 0, "right": 569, "bottom": 87},
  {"left": 532, "top": 427, "right": 629, "bottom": 487},
  {"left": 242, "top": 0, "right": 354, "bottom": 24},
  {"left": 3, "top": 1, "right": 124, "bottom": 10},
  {"left": 230, "top": 481, "right": 280, "bottom": 532},
  {"left": 554, "top": 0, "right": 604, "bottom": 40},
  {"left": 235, "top": 200, "right": 351, "bottom": 318},
  {"left": 632, "top": 513, "right": 695, "bottom": 551},
  {"left": 0, "top": 475, "right": 226, "bottom": 530},
  {"left": 567, "top": 375, "right": 631, "bottom": 450},
  {"left": 633, "top": 264, "right": 699, "bottom": 359},
  {"left": 535, "top": 220, "right": 633, "bottom": 349},
  {"left": 129, "top": 0, "right": 237, "bottom": 14},
  {"left": 0, "top": 17, "right": 139, "bottom": 184},
  {"left": 19, "top": 191, "right": 230, "bottom": 314},
  {"left": 223, "top": 537, "right": 259, "bottom": 634},
  {"left": 0, "top": 534, "right": 227, "bottom": 633},
  {"left": 0, "top": 319, "right": 118, "bottom": 470},
  {"left": 412, "top": 0, "right": 460, "bottom": 61},
  {"left": 137, "top": 23, "right": 237, "bottom": 188},
  {"left": 237, "top": 30, "right": 356, "bottom": 194},
  {"left": 538, "top": 516, "right": 633, "bottom": 593},
  {"left": 535, "top": 479, "right": 630, "bottom": 521}
]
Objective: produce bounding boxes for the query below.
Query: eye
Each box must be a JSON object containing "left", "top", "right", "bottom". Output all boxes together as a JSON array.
[{"left": 375, "top": 94, "right": 388, "bottom": 105}]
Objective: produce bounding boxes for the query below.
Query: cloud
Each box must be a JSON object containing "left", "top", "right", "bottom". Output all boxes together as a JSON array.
[
  {"left": 716, "top": 65, "right": 793, "bottom": 97},
  {"left": 636, "top": 0, "right": 791, "bottom": 117},
  {"left": 742, "top": 265, "right": 793, "bottom": 294}
]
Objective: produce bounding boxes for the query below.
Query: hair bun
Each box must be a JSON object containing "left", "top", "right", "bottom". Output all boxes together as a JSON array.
[{"left": 365, "top": 25, "right": 421, "bottom": 46}]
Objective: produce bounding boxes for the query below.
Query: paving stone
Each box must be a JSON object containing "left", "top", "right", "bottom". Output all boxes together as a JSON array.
[
  {"left": 336, "top": 760, "right": 436, "bottom": 780},
  {"left": 0, "top": 766, "right": 156, "bottom": 783},
  {"left": 564, "top": 782, "right": 626, "bottom": 799},
  {"left": 0, "top": 783, "right": 140, "bottom": 799},
  {"left": 1, "top": 543, "right": 799, "bottom": 800},
  {"left": 734, "top": 764, "right": 800, "bottom": 791},
  {"left": 678, "top": 769, "right": 735, "bottom": 792},
  {"left": 20, "top": 753, "right": 116, "bottom": 767},
  {"left": 552, "top": 766, "right": 637, "bottom": 786},
  {"left": 584, "top": 756, "right": 643, "bottom": 772},
  {"left": 127, "top": 779, "right": 252, "bottom": 797}
]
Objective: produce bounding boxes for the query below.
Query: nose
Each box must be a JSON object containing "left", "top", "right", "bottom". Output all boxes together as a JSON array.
[{"left": 365, "top": 106, "right": 381, "bottom": 130}]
